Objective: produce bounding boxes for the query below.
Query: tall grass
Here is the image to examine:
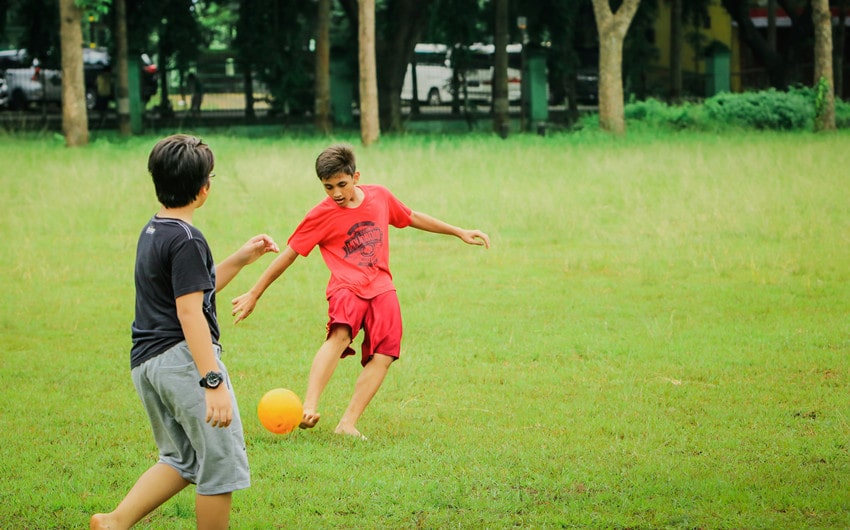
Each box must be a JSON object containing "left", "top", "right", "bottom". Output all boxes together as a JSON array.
[{"left": 0, "top": 129, "right": 848, "bottom": 528}]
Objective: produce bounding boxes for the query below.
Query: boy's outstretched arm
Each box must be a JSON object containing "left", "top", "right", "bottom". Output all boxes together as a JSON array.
[
  {"left": 409, "top": 210, "right": 490, "bottom": 249},
  {"left": 231, "top": 245, "right": 299, "bottom": 324},
  {"left": 215, "top": 234, "right": 280, "bottom": 293}
]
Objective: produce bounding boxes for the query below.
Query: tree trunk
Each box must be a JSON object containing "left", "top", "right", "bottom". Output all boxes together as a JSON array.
[
  {"left": 314, "top": 0, "right": 331, "bottom": 134},
  {"left": 812, "top": 0, "right": 836, "bottom": 131},
  {"left": 669, "top": 0, "right": 682, "bottom": 103},
  {"left": 836, "top": 0, "right": 847, "bottom": 97},
  {"left": 243, "top": 66, "right": 255, "bottom": 121},
  {"left": 591, "top": 0, "right": 641, "bottom": 135},
  {"left": 492, "top": 0, "right": 510, "bottom": 137},
  {"left": 340, "top": 0, "right": 431, "bottom": 132},
  {"left": 59, "top": 0, "right": 88, "bottom": 146},
  {"left": 767, "top": 0, "right": 777, "bottom": 52},
  {"left": 377, "top": 0, "right": 430, "bottom": 132},
  {"left": 114, "top": 0, "right": 131, "bottom": 136},
  {"left": 359, "top": 0, "right": 380, "bottom": 146},
  {"left": 721, "top": 0, "right": 787, "bottom": 88}
]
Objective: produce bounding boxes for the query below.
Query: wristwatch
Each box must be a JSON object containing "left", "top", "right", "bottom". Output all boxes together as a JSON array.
[{"left": 199, "top": 371, "right": 224, "bottom": 389}]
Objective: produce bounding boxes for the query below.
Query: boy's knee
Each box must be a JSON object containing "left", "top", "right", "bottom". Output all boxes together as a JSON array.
[{"left": 327, "top": 324, "right": 352, "bottom": 343}]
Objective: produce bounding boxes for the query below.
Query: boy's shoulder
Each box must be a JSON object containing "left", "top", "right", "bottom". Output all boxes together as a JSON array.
[{"left": 140, "top": 217, "right": 209, "bottom": 250}]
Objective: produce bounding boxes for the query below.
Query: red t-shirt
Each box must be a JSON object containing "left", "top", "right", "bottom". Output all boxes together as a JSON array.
[{"left": 288, "top": 184, "right": 412, "bottom": 299}]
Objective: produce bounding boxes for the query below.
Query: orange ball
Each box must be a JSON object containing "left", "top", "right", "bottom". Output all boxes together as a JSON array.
[{"left": 257, "top": 388, "right": 303, "bottom": 434}]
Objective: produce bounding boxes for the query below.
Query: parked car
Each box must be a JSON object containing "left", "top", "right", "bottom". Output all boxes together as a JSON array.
[
  {"left": 400, "top": 43, "right": 454, "bottom": 106},
  {"left": 575, "top": 68, "right": 599, "bottom": 104},
  {"left": 0, "top": 47, "right": 157, "bottom": 111},
  {"left": 401, "top": 42, "right": 524, "bottom": 106},
  {"left": 0, "top": 74, "right": 8, "bottom": 108},
  {"left": 459, "top": 43, "right": 523, "bottom": 104}
]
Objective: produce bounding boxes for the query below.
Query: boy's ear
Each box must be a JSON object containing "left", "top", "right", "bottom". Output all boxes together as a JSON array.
[{"left": 352, "top": 171, "right": 360, "bottom": 183}]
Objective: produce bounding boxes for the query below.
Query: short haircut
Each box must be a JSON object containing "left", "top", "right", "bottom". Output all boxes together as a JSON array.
[
  {"left": 315, "top": 144, "right": 356, "bottom": 180},
  {"left": 147, "top": 134, "right": 214, "bottom": 208}
]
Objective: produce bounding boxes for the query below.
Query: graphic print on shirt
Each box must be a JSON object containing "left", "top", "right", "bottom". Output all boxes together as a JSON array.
[{"left": 343, "top": 221, "right": 383, "bottom": 267}]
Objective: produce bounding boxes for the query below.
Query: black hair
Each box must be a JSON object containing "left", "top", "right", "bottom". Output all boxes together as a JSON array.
[
  {"left": 315, "top": 144, "right": 356, "bottom": 180},
  {"left": 147, "top": 134, "right": 214, "bottom": 208}
]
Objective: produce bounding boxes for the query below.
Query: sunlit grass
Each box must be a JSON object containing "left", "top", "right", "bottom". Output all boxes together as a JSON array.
[{"left": 0, "top": 129, "right": 848, "bottom": 528}]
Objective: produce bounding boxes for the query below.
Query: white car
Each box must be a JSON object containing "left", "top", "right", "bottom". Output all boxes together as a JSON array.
[
  {"left": 401, "top": 43, "right": 454, "bottom": 106},
  {"left": 401, "top": 42, "right": 525, "bottom": 107},
  {"left": 459, "top": 43, "right": 523, "bottom": 104}
]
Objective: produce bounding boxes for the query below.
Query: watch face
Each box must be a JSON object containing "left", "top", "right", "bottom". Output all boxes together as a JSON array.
[{"left": 206, "top": 371, "right": 222, "bottom": 387}]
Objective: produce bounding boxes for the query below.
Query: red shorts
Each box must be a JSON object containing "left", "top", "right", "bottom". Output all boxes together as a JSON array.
[{"left": 327, "top": 289, "right": 402, "bottom": 366}]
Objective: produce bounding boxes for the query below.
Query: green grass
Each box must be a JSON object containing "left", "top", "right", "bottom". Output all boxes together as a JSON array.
[{"left": 1, "top": 128, "right": 848, "bottom": 529}]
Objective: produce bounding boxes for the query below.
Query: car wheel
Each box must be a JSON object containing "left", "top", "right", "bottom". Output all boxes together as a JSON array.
[{"left": 427, "top": 88, "right": 441, "bottom": 106}]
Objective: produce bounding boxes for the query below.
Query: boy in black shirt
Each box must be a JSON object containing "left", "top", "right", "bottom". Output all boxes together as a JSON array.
[{"left": 91, "top": 134, "right": 279, "bottom": 530}]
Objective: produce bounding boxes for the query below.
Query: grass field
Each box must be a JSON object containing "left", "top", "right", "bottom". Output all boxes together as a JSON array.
[{"left": 0, "top": 128, "right": 848, "bottom": 529}]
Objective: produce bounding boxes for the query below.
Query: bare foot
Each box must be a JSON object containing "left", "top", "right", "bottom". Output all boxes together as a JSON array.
[
  {"left": 90, "top": 514, "right": 117, "bottom": 530},
  {"left": 334, "top": 425, "right": 367, "bottom": 440},
  {"left": 299, "top": 411, "right": 320, "bottom": 429}
]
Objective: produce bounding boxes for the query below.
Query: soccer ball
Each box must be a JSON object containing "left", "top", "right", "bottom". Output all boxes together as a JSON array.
[{"left": 257, "top": 388, "right": 303, "bottom": 434}]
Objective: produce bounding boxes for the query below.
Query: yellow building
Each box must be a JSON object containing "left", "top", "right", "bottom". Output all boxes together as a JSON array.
[{"left": 650, "top": 1, "right": 742, "bottom": 95}]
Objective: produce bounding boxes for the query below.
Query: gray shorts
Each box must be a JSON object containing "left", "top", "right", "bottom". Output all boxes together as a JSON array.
[{"left": 131, "top": 341, "right": 250, "bottom": 495}]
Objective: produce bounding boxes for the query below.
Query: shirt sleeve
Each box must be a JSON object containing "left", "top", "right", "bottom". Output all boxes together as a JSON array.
[
  {"left": 171, "top": 237, "right": 214, "bottom": 298},
  {"left": 287, "top": 201, "right": 330, "bottom": 257},
  {"left": 383, "top": 187, "right": 413, "bottom": 229}
]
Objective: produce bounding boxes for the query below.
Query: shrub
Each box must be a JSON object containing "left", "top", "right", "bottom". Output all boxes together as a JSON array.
[
  {"left": 703, "top": 88, "right": 814, "bottom": 130},
  {"left": 835, "top": 97, "right": 850, "bottom": 129},
  {"left": 625, "top": 98, "right": 701, "bottom": 130},
  {"left": 609, "top": 87, "right": 845, "bottom": 132}
]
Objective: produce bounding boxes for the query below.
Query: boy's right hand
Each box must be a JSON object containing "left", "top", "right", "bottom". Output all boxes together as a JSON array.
[
  {"left": 205, "top": 386, "right": 233, "bottom": 428},
  {"left": 231, "top": 292, "right": 259, "bottom": 324}
]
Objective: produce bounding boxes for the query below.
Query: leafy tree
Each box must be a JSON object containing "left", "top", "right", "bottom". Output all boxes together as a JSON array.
[
  {"left": 338, "top": 0, "right": 435, "bottom": 132},
  {"left": 314, "top": 0, "right": 331, "bottom": 133},
  {"left": 515, "top": 0, "right": 585, "bottom": 124},
  {"left": 591, "top": 0, "right": 642, "bottom": 134},
  {"left": 234, "top": 0, "right": 315, "bottom": 119},
  {"left": 492, "top": 0, "right": 509, "bottom": 136},
  {"left": 836, "top": 0, "right": 847, "bottom": 96}
]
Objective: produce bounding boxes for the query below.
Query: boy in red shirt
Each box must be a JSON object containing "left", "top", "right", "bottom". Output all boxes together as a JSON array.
[{"left": 231, "top": 144, "right": 489, "bottom": 438}]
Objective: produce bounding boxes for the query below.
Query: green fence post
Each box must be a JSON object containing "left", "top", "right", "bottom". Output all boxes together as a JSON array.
[
  {"left": 705, "top": 43, "right": 731, "bottom": 97},
  {"left": 330, "top": 58, "right": 354, "bottom": 127},
  {"left": 127, "top": 55, "right": 143, "bottom": 133},
  {"left": 524, "top": 49, "right": 549, "bottom": 133}
]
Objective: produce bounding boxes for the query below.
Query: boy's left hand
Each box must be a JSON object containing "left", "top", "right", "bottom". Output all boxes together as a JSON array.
[
  {"left": 238, "top": 234, "right": 280, "bottom": 265},
  {"left": 460, "top": 229, "right": 490, "bottom": 249}
]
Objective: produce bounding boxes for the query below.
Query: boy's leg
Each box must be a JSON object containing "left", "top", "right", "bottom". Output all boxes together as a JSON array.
[
  {"left": 335, "top": 353, "right": 395, "bottom": 438},
  {"left": 196, "top": 492, "right": 232, "bottom": 530},
  {"left": 90, "top": 463, "right": 188, "bottom": 529},
  {"left": 300, "top": 324, "right": 352, "bottom": 429}
]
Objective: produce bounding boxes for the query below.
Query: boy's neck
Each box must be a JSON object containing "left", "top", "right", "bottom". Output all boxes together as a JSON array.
[{"left": 157, "top": 205, "right": 194, "bottom": 224}]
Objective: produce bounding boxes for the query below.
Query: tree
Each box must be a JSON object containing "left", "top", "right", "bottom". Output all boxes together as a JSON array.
[
  {"left": 722, "top": 0, "right": 785, "bottom": 87},
  {"left": 359, "top": 0, "right": 379, "bottom": 146},
  {"left": 591, "top": 0, "right": 642, "bottom": 134},
  {"left": 59, "top": 0, "right": 88, "bottom": 146},
  {"left": 812, "top": 0, "right": 836, "bottom": 131},
  {"left": 492, "top": 0, "right": 509, "bottom": 137},
  {"left": 314, "top": 0, "right": 331, "bottom": 134},
  {"left": 114, "top": 0, "right": 131, "bottom": 135},
  {"left": 669, "top": 0, "right": 682, "bottom": 101},
  {"left": 836, "top": 0, "right": 847, "bottom": 96},
  {"left": 338, "top": 0, "right": 434, "bottom": 132}
]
